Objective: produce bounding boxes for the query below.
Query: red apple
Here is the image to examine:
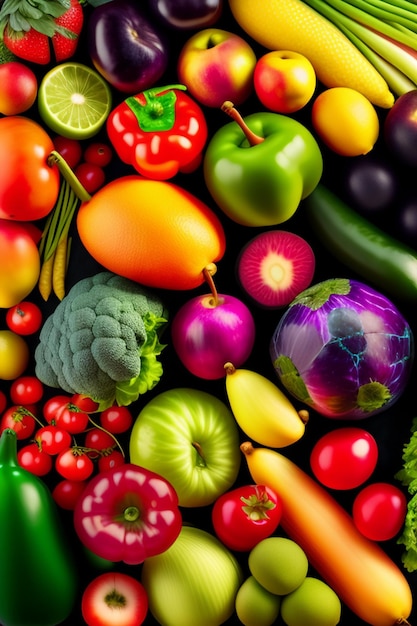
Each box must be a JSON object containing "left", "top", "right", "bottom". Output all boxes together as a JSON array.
[
  {"left": 0, "top": 62, "right": 38, "bottom": 115},
  {"left": 177, "top": 28, "right": 257, "bottom": 108},
  {"left": 254, "top": 50, "right": 316, "bottom": 114},
  {"left": 171, "top": 292, "right": 256, "bottom": 379}
]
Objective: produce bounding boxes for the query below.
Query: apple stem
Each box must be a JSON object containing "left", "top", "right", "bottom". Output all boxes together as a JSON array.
[
  {"left": 221, "top": 101, "right": 264, "bottom": 146},
  {"left": 203, "top": 264, "right": 219, "bottom": 306}
]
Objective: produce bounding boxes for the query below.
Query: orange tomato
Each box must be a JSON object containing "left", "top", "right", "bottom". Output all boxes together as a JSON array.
[
  {"left": 0, "top": 116, "right": 60, "bottom": 221},
  {"left": 76, "top": 176, "right": 226, "bottom": 290},
  {"left": 0, "top": 330, "right": 30, "bottom": 380},
  {"left": 0, "top": 220, "right": 41, "bottom": 308}
]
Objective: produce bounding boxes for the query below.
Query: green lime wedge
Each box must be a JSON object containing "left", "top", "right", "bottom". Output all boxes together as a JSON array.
[{"left": 38, "top": 62, "right": 112, "bottom": 140}]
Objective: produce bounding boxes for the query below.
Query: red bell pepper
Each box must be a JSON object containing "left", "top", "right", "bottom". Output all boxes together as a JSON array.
[
  {"left": 106, "top": 84, "right": 208, "bottom": 180},
  {"left": 73, "top": 463, "right": 182, "bottom": 565}
]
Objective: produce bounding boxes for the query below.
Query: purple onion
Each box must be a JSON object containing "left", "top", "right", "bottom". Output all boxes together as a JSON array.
[{"left": 270, "top": 278, "right": 414, "bottom": 419}]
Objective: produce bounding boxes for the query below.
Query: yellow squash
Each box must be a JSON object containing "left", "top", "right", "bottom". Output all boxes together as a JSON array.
[
  {"left": 241, "top": 442, "right": 413, "bottom": 626},
  {"left": 224, "top": 363, "right": 308, "bottom": 448},
  {"left": 228, "top": 0, "right": 394, "bottom": 108}
]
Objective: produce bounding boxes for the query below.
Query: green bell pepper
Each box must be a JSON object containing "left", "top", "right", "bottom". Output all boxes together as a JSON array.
[
  {"left": 203, "top": 101, "right": 323, "bottom": 227},
  {"left": 0, "top": 429, "right": 78, "bottom": 626}
]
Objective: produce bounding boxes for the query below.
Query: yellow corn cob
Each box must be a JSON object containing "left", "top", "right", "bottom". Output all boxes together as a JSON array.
[{"left": 229, "top": 0, "right": 394, "bottom": 108}]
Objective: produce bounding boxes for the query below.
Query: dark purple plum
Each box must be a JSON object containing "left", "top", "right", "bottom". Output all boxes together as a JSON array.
[
  {"left": 384, "top": 90, "right": 417, "bottom": 167},
  {"left": 148, "top": 0, "right": 223, "bottom": 30},
  {"left": 88, "top": 0, "right": 169, "bottom": 93}
]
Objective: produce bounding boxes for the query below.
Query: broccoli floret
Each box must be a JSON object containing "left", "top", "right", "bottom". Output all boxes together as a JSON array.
[{"left": 35, "top": 272, "right": 168, "bottom": 410}]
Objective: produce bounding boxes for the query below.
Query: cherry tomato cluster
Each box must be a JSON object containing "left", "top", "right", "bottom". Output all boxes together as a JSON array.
[
  {"left": 53, "top": 135, "right": 113, "bottom": 194},
  {"left": 0, "top": 379, "right": 134, "bottom": 510}
]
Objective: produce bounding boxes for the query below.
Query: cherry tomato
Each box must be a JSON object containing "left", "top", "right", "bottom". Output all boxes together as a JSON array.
[
  {"left": 211, "top": 484, "right": 283, "bottom": 552},
  {"left": 10, "top": 375, "right": 44, "bottom": 405},
  {"left": 352, "top": 482, "right": 407, "bottom": 541},
  {"left": 98, "top": 449, "right": 125, "bottom": 473},
  {"left": 0, "top": 390, "right": 7, "bottom": 414},
  {"left": 52, "top": 479, "right": 87, "bottom": 510},
  {"left": 6, "top": 301, "right": 43, "bottom": 335},
  {"left": 17, "top": 442, "right": 53, "bottom": 476},
  {"left": 100, "top": 405, "right": 133, "bottom": 434},
  {"left": 43, "top": 394, "right": 72, "bottom": 422},
  {"left": 0, "top": 330, "right": 30, "bottom": 380},
  {"left": 310, "top": 427, "right": 379, "bottom": 490},
  {"left": 53, "top": 135, "right": 82, "bottom": 169},
  {"left": 75, "top": 162, "right": 106, "bottom": 194},
  {"left": 35, "top": 424, "right": 72, "bottom": 455},
  {"left": 0, "top": 405, "right": 36, "bottom": 440},
  {"left": 84, "top": 142, "right": 113, "bottom": 167},
  {"left": 71, "top": 393, "right": 99, "bottom": 413},
  {"left": 44, "top": 396, "right": 90, "bottom": 434},
  {"left": 55, "top": 447, "right": 95, "bottom": 481},
  {"left": 84, "top": 427, "right": 116, "bottom": 455},
  {"left": 0, "top": 116, "right": 60, "bottom": 221}
]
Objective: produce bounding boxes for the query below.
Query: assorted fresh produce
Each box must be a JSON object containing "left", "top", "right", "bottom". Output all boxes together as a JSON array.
[{"left": 2, "top": 1, "right": 417, "bottom": 624}]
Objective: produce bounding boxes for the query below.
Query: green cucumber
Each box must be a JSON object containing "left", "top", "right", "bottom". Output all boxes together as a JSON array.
[{"left": 303, "top": 184, "right": 417, "bottom": 304}]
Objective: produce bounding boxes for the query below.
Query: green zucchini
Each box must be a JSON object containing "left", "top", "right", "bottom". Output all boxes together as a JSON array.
[{"left": 303, "top": 184, "right": 417, "bottom": 304}]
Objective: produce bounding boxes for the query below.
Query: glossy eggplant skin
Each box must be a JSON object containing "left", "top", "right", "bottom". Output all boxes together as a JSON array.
[
  {"left": 148, "top": 0, "right": 223, "bottom": 29},
  {"left": 88, "top": 0, "right": 169, "bottom": 93}
]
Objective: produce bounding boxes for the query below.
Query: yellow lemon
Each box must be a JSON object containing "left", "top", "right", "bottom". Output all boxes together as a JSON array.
[{"left": 311, "top": 87, "right": 380, "bottom": 156}]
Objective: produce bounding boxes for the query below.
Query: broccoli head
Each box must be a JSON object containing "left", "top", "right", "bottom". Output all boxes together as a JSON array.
[{"left": 35, "top": 272, "right": 168, "bottom": 410}]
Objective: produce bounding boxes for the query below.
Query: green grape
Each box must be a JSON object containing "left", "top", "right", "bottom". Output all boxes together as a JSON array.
[
  {"left": 235, "top": 575, "right": 281, "bottom": 626},
  {"left": 248, "top": 536, "right": 308, "bottom": 595},
  {"left": 280, "top": 576, "right": 342, "bottom": 626}
]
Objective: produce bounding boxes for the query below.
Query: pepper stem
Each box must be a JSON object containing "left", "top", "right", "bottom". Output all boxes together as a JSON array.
[
  {"left": 124, "top": 506, "right": 140, "bottom": 523},
  {"left": 0, "top": 429, "right": 18, "bottom": 467},
  {"left": 221, "top": 101, "right": 265, "bottom": 146}
]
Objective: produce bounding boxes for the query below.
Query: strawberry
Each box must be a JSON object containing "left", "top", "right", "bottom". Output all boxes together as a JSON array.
[{"left": 0, "top": 0, "right": 84, "bottom": 65}]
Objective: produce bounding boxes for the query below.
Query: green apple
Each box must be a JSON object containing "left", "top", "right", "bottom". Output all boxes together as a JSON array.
[{"left": 129, "top": 387, "right": 241, "bottom": 507}]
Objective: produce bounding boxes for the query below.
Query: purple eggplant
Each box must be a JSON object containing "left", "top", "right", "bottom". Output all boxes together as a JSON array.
[
  {"left": 88, "top": 0, "right": 169, "bottom": 93},
  {"left": 148, "top": 0, "right": 223, "bottom": 30}
]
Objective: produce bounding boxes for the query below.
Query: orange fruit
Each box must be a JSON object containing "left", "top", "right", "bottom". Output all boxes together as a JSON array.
[{"left": 76, "top": 176, "right": 226, "bottom": 290}]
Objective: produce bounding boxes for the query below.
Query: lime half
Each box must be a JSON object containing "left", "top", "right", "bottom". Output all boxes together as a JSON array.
[{"left": 38, "top": 62, "right": 112, "bottom": 140}]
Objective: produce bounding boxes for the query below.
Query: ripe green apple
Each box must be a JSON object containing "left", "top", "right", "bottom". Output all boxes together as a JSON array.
[
  {"left": 129, "top": 387, "right": 241, "bottom": 507},
  {"left": 177, "top": 28, "right": 256, "bottom": 107}
]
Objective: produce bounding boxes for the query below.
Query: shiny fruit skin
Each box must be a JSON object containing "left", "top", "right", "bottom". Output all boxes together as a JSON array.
[
  {"left": 235, "top": 576, "right": 281, "bottom": 626},
  {"left": 254, "top": 50, "right": 316, "bottom": 114},
  {"left": 280, "top": 576, "right": 341, "bottom": 626},
  {"left": 76, "top": 176, "right": 226, "bottom": 290},
  {"left": 0, "top": 330, "right": 30, "bottom": 380},
  {"left": 0, "top": 220, "right": 41, "bottom": 308},
  {"left": 0, "top": 62, "right": 38, "bottom": 115},
  {"left": 248, "top": 536, "right": 308, "bottom": 595}
]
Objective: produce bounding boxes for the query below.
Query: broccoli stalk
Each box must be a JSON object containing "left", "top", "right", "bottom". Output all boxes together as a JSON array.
[{"left": 34, "top": 272, "right": 168, "bottom": 410}]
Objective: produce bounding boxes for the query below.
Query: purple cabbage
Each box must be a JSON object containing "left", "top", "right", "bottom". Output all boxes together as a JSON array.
[{"left": 270, "top": 278, "right": 414, "bottom": 419}]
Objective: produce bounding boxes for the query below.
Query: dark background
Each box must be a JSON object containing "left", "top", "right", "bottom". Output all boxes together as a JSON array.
[{"left": 1, "top": 1, "right": 417, "bottom": 624}]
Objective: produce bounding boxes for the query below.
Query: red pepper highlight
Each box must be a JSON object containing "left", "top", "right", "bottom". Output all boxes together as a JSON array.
[{"left": 107, "top": 84, "right": 208, "bottom": 180}]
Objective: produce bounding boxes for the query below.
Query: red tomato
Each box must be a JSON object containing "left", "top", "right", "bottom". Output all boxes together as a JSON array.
[
  {"left": 84, "top": 428, "right": 116, "bottom": 455},
  {"left": 82, "top": 572, "right": 148, "bottom": 626},
  {"left": 84, "top": 142, "right": 113, "bottom": 167},
  {"left": 43, "top": 394, "right": 72, "bottom": 422},
  {"left": 10, "top": 375, "right": 44, "bottom": 405},
  {"left": 44, "top": 395, "right": 90, "bottom": 433},
  {"left": 75, "top": 162, "right": 106, "bottom": 194},
  {"left": 0, "top": 222, "right": 41, "bottom": 309},
  {"left": 55, "top": 447, "right": 95, "bottom": 481},
  {"left": 53, "top": 135, "right": 82, "bottom": 169},
  {"left": 71, "top": 393, "right": 99, "bottom": 413},
  {"left": 6, "top": 301, "right": 43, "bottom": 335},
  {"left": 98, "top": 450, "right": 125, "bottom": 473},
  {"left": 0, "top": 116, "right": 60, "bottom": 221},
  {"left": 52, "top": 479, "right": 87, "bottom": 510},
  {"left": 310, "top": 427, "right": 379, "bottom": 490},
  {"left": 352, "top": 482, "right": 407, "bottom": 541},
  {"left": 17, "top": 442, "right": 53, "bottom": 476},
  {"left": 0, "top": 405, "right": 36, "bottom": 440},
  {"left": 0, "top": 390, "right": 7, "bottom": 414},
  {"left": 35, "top": 425, "right": 72, "bottom": 455},
  {"left": 211, "top": 484, "right": 283, "bottom": 552},
  {"left": 100, "top": 405, "right": 133, "bottom": 434}
]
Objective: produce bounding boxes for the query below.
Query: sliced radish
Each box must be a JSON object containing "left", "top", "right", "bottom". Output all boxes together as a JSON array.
[{"left": 236, "top": 230, "right": 316, "bottom": 308}]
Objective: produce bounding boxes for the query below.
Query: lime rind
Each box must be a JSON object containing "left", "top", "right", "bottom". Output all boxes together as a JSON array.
[{"left": 38, "top": 62, "right": 112, "bottom": 140}]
